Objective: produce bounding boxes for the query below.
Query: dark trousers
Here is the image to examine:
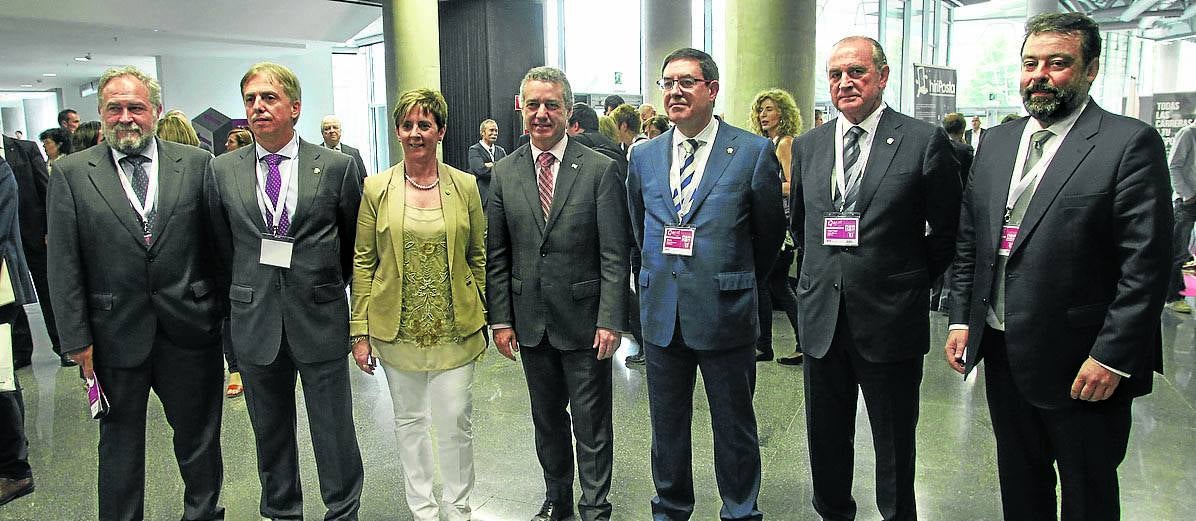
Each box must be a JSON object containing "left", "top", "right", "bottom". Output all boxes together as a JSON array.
[
  {"left": 804, "top": 306, "right": 923, "bottom": 521},
  {"left": 1168, "top": 199, "right": 1196, "bottom": 300},
  {"left": 646, "top": 327, "right": 762, "bottom": 521},
  {"left": 756, "top": 248, "right": 800, "bottom": 356},
  {"left": 520, "top": 339, "right": 613, "bottom": 521},
  {"left": 0, "top": 304, "right": 31, "bottom": 481},
  {"left": 10, "top": 249, "right": 60, "bottom": 364},
  {"left": 220, "top": 317, "right": 237, "bottom": 373},
  {"left": 981, "top": 328, "right": 1132, "bottom": 521},
  {"left": 95, "top": 327, "right": 225, "bottom": 521},
  {"left": 239, "top": 334, "right": 363, "bottom": 521}
]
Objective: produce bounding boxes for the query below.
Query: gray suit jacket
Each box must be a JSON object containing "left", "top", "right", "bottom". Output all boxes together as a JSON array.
[
  {"left": 47, "top": 141, "right": 224, "bottom": 365},
  {"left": 3, "top": 135, "right": 49, "bottom": 256},
  {"left": 338, "top": 143, "right": 369, "bottom": 185},
  {"left": 467, "top": 141, "right": 506, "bottom": 205},
  {"left": 208, "top": 139, "right": 362, "bottom": 365},
  {"left": 0, "top": 159, "right": 35, "bottom": 306},
  {"left": 790, "top": 108, "right": 961, "bottom": 362},
  {"left": 486, "top": 137, "right": 629, "bottom": 349}
]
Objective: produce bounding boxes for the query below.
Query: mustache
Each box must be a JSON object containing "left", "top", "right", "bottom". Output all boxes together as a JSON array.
[
  {"left": 109, "top": 123, "right": 142, "bottom": 133},
  {"left": 1024, "top": 82, "right": 1060, "bottom": 96}
]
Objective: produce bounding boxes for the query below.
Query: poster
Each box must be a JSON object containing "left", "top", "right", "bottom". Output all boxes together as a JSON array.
[
  {"left": 1151, "top": 92, "right": 1196, "bottom": 156},
  {"left": 913, "top": 64, "right": 957, "bottom": 125}
]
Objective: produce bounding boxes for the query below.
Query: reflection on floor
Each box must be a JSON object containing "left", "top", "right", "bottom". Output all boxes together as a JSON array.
[{"left": 2, "top": 310, "right": 1196, "bottom": 520}]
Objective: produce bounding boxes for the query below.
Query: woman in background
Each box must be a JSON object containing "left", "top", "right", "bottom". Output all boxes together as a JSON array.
[
  {"left": 645, "top": 115, "right": 670, "bottom": 139},
  {"left": 71, "top": 121, "right": 102, "bottom": 153},
  {"left": 350, "top": 88, "right": 487, "bottom": 521},
  {"left": 224, "top": 128, "right": 253, "bottom": 153},
  {"left": 38, "top": 128, "right": 72, "bottom": 173},
  {"left": 749, "top": 88, "right": 803, "bottom": 365},
  {"left": 156, "top": 110, "right": 201, "bottom": 148}
]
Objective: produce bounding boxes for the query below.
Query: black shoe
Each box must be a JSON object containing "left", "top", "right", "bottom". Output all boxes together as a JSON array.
[
  {"left": 0, "top": 477, "right": 34, "bottom": 506},
  {"left": 13, "top": 359, "right": 31, "bottom": 369},
  {"left": 59, "top": 355, "right": 78, "bottom": 367},
  {"left": 777, "top": 353, "right": 804, "bottom": 366},
  {"left": 625, "top": 353, "right": 645, "bottom": 365},
  {"left": 531, "top": 500, "right": 573, "bottom": 521},
  {"left": 755, "top": 351, "right": 774, "bottom": 362}
]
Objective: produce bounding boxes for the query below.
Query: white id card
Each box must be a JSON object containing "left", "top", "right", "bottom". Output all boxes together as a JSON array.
[
  {"left": 260, "top": 234, "right": 295, "bottom": 268},
  {"left": 662, "top": 226, "right": 696, "bottom": 256}
]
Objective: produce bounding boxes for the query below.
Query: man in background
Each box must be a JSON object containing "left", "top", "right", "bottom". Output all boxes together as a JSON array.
[
  {"left": 467, "top": 118, "right": 506, "bottom": 206},
  {"left": 1166, "top": 120, "right": 1196, "bottom": 313},
  {"left": 321, "top": 115, "right": 369, "bottom": 184},
  {"left": 58, "top": 109, "right": 80, "bottom": 134}
]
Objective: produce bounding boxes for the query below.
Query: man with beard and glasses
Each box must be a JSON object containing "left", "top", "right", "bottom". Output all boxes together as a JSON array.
[
  {"left": 47, "top": 66, "right": 226, "bottom": 521},
  {"left": 945, "top": 13, "right": 1170, "bottom": 520}
]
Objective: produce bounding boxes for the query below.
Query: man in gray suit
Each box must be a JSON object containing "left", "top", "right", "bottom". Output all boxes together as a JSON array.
[
  {"left": 486, "top": 66, "right": 629, "bottom": 521},
  {"left": 48, "top": 66, "right": 225, "bottom": 521},
  {"left": 321, "top": 115, "right": 369, "bottom": 185},
  {"left": 466, "top": 118, "right": 507, "bottom": 205},
  {"left": 627, "top": 47, "right": 785, "bottom": 520},
  {"left": 790, "top": 37, "right": 960, "bottom": 521},
  {"left": 208, "top": 63, "right": 363, "bottom": 521}
]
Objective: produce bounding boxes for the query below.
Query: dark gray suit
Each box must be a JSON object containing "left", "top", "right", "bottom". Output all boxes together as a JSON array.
[
  {"left": 3, "top": 135, "right": 58, "bottom": 362},
  {"left": 486, "top": 137, "right": 629, "bottom": 521},
  {"left": 949, "top": 103, "right": 1170, "bottom": 519},
  {"left": 208, "top": 139, "right": 363, "bottom": 520},
  {"left": 466, "top": 141, "right": 506, "bottom": 206},
  {"left": 330, "top": 142, "right": 368, "bottom": 185},
  {"left": 790, "top": 108, "right": 960, "bottom": 521},
  {"left": 48, "top": 141, "right": 225, "bottom": 521}
]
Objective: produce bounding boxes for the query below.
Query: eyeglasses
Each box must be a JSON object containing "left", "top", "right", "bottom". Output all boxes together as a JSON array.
[{"left": 656, "top": 77, "right": 713, "bottom": 91}]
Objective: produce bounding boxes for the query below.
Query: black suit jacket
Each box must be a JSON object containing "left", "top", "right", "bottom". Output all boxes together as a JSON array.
[
  {"left": 47, "top": 141, "right": 224, "bottom": 365},
  {"left": 964, "top": 127, "right": 983, "bottom": 147},
  {"left": 337, "top": 143, "right": 369, "bottom": 184},
  {"left": 3, "top": 136, "right": 49, "bottom": 255},
  {"left": 208, "top": 139, "right": 362, "bottom": 365},
  {"left": 486, "top": 137, "right": 629, "bottom": 349},
  {"left": 790, "top": 108, "right": 961, "bottom": 362},
  {"left": 948, "top": 103, "right": 1171, "bottom": 409},
  {"left": 950, "top": 139, "right": 974, "bottom": 190},
  {"left": 466, "top": 141, "right": 507, "bottom": 204}
]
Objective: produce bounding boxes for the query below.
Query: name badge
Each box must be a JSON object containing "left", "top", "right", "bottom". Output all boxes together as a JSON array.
[
  {"left": 823, "top": 212, "right": 860, "bottom": 247},
  {"left": 260, "top": 234, "right": 295, "bottom": 268},
  {"left": 998, "top": 225, "right": 1018, "bottom": 256},
  {"left": 663, "top": 226, "right": 696, "bottom": 256}
]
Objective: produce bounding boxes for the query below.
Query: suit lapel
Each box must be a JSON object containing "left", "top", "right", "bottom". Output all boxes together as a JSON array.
[
  {"left": 440, "top": 163, "right": 460, "bottom": 269},
  {"left": 292, "top": 140, "right": 327, "bottom": 234},
  {"left": 234, "top": 146, "right": 267, "bottom": 233},
  {"left": 681, "top": 124, "right": 737, "bottom": 225},
  {"left": 515, "top": 147, "right": 546, "bottom": 236},
  {"left": 985, "top": 120, "right": 1028, "bottom": 252},
  {"left": 652, "top": 130, "right": 676, "bottom": 217},
  {"left": 149, "top": 142, "right": 183, "bottom": 252},
  {"left": 1010, "top": 105, "right": 1101, "bottom": 256},
  {"left": 809, "top": 123, "right": 837, "bottom": 213},
  {"left": 387, "top": 164, "right": 408, "bottom": 272},
  {"left": 852, "top": 109, "right": 901, "bottom": 216},
  {"left": 543, "top": 140, "right": 583, "bottom": 238},
  {"left": 85, "top": 145, "right": 147, "bottom": 247}
]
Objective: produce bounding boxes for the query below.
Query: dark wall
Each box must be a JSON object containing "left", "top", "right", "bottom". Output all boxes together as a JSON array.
[{"left": 439, "top": 0, "right": 545, "bottom": 171}]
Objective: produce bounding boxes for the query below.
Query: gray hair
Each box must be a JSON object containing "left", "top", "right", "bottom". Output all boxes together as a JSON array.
[
  {"left": 520, "top": 66, "right": 574, "bottom": 108},
  {"left": 96, "top": 66, "right": 162, "bottom": 112}
]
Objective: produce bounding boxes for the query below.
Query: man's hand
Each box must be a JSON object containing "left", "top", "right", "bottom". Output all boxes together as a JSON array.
[
  {"left": 71, "top": 345, "right": 95, "bottom": 380},
  {"left": 1070, "top": 357, "right": 1122, "bottom": 401},
  {"left": 484, "top": 162, "right": 494, "bottom": 169},
  {"left": 352, "top": 338, "right": 375, "bottom": 375},
  {"left": 494, "top": 328, "right": 519, "bottom": 361},
  {"left": 593, "top": 328, "right": 620, "bottom": 360},
  {"left": 944, "top": 329, "right": 968, "bottom": 374}
]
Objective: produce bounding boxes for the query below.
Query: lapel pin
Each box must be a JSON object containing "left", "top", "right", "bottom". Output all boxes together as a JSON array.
[
  {"left": 313, "top": 167, "right": 321, "bottom": 175},
  {"left": 726, "top": 147, "right": 734, "bottom": 154},
  {"left": 886, "top": 137, "right": 894, "bottom": 145},
  {"left": 571, "top": 163, "right": 578, "bottom": 169}
]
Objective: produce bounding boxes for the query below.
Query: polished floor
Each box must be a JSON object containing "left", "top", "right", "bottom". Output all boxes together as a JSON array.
[{"left": 3, "top": 309, "right": 1196, "bottom": 520}]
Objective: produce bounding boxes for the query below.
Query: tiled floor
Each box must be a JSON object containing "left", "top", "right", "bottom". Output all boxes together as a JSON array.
[{"left": 2, "top": 310, "right": 1195, "bottom": 520}]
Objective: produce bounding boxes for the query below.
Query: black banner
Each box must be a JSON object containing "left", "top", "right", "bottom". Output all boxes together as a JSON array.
[
  {"left": 1151, "top": 92, "right": 1196, "bottom": 156},
  {"left": 913, "top": 64, "right": 957, "bottom": 125}
]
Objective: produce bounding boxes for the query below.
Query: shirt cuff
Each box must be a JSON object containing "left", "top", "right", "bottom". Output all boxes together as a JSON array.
[
  {"left": 491, "top": 323, "right": 512, "bottom": 330},
  {"left": 1094, "top": 358, "right": 1130, "bottom": 378},
  {"left": 948, "top": 324, "right": 969, "bottom": 331}
]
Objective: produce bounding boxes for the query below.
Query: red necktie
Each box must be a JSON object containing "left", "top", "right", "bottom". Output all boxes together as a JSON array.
[{"left": 537, "top": 151, "right": 555, "bottom": 222}]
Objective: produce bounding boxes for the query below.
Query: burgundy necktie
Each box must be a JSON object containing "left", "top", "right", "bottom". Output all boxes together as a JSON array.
[{"left": 537, "top": 151, "right": 556, "bottom": 222}]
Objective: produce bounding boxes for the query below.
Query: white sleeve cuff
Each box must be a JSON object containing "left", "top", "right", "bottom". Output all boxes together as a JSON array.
[
  {"left": 1094, "top": 359, "right": 1131, "bottom": 378},
  {"left": 948, "top": 324, "right": 970, "bottom": 331}
]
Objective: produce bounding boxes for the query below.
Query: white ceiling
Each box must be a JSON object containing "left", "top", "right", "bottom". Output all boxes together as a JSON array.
[{"left": 0, "top": 0, "right": 380, "bottom": 92}]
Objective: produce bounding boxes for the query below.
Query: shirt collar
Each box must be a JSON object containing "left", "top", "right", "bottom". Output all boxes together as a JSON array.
[
  {"left": 257, "top": 132, "right": 300, "bottom": 161},
  {"left": 1025, "top": 96, "right": 1090, "bottom": 137},
  {"left": 837, "top": 102, "right": 887, "bottom": 138},
  {"left": 672, "top": 116, "right": 719, "bottom": 149},
  {"left": 110, "top": 137, "right": 159, "bottom": 167},
  {"left": 531, "top": 134, "right": 569, "bottom": 162},
  {"left": 324, "top": 141, "right": 341, "bottom": 152}
]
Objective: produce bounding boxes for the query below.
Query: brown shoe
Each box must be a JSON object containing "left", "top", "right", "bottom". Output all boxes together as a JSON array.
[{"left": 0, "top": 477, "right": 34, "bottom": 506}]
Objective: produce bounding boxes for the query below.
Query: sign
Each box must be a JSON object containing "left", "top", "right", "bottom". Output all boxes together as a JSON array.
[
  {"left": 514, "top": 94, "right": 522, "bottom": 111},
  {"left": 1150, "top": 92, "right": 1196, "bottom": 156},
  {"left": 913, "top": 64, "right": 957, "bottom": 125}
]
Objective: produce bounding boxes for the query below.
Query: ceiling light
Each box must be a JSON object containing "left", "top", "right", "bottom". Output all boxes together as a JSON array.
[
  {"left": 42, "top": 73, "right": 57, "bottom": 77},
  {"left": 74, "top": 53, "right": 92, "bottom": 62},
  {"left": 20, "top": 84, "right": 32, "bottom": 88}
]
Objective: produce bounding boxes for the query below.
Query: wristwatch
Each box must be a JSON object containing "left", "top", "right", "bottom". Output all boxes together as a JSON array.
[{"left": 350, "top": 335, "right": 369, "bottom": 347}]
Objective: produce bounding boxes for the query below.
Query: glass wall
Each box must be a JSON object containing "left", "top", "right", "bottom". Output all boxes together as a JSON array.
[{"left": 545, "top": 0, "right": 643, "bottom": 96}]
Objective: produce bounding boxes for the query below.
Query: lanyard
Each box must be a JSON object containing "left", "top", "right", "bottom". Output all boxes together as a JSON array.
[
  {"left": 1004, "top": 136, "right": 1060, "bottom": 220},
  {"left": 116, "top": 160, "right": 156, "bottom": 224},
  {"left": 258, "top": 155, "right": 294, "bottom": 233}
]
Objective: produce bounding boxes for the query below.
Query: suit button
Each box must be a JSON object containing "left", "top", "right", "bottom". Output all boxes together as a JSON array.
[
  {"left": 541, "top": 253, "right": 547, "bottom": 257},
  {"left": 833, "top": 283, "right": 840, "bottom": 289},
  {"left": 989, "top": 263, "right": 995, "bottom": 268},
  {"left": 982, "top": 297, "right": 989, "bottom": 304},
  {"left": 671, "top": 271, "right": 677, "bottom": 278},
  {"left": 152, "top": 289, "right": 158, "bottom": 295}
]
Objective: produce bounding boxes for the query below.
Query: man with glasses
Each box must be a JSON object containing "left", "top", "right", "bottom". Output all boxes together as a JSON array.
[
  {"left": 627, "top": 47, "right": 784, "bottom": 520},
  {"left": 789, "top": 37, "right": 960, "bottom": 521}
]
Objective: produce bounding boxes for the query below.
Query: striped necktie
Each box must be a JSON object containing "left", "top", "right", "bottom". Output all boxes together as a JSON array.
[
  {"left": 673, "top": 138, "right": 701, "bottom": 217},
  {"left": 537, "top": 151, "right": 556, "bottom": 222},
  {"left": 834, "top": 125, "right": 864, "bottom": 210}
]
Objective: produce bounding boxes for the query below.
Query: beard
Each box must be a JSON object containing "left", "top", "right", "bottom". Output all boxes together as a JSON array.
[
  {"left": 103, "top": 121, "right": 157, "bottom": 155},
  {"left": 1022, "top": 78, "right": 1088, "bottom": 124}
]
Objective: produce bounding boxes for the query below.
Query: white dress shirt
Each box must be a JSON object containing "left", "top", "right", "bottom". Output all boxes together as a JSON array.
[
  {"left": 831, "top": 102, "right": 887, "bottom": 201},
  {"left": 254, "top": 133, "right": 300, "bottom": 233},
  {"left": 110, "top": 138, "right": 161, "bottom": 223},
  {"left": 670, "top": 116, "right": 720, "bottom": 217},
  {"left": 479, "top": 140, "right": 496, "bottom": 162},
  {"left": 529, "top": 134, "right": 569, "bottom": 196}
]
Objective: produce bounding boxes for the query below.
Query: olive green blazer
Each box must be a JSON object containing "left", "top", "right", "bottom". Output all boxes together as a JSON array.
[{"left": 350, "top": 161, "right": 487, "bottom": 341}]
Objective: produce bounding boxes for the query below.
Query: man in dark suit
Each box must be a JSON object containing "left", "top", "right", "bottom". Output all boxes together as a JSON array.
[
  {"left": 58, "top": 109, "right": 80, "bottom": 134},
  {"left": 627, "top": 47, "right": 784, "bottom": 521},
  {"left": 932, "top": 112, "right": 975, "bottom": 312},
  {"left": 2, "top": 132, "right": 67, "bottom": 368},
  {"left": 790, "top": 37, "right": 960, "bottom": 521},
  {"left": 321, "top": 115, "right": 369, "bottom": 184},
  {"left": 0, "top": 157, "right": 36, "bottom": 507},
  {"left": 964, "top": 115, "right": 984, "bottom": 149},
  {"left": 48, "top": 66, "right": 225, "bottom": 521},
  {"left": 487, "top": 66, "right": 629, "bottom": 521},
  {"left": 945, "top": 14, "right": 1171, "bottom": 520},
  {"left": 466, "top": 118, "right": 507, "bottom": 205},
  {"left": 208, "top": 63, "right": 363, "bottom": 521}
]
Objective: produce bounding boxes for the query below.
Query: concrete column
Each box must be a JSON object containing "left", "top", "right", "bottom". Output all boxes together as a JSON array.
[
  {"left": 641, "top": 0, "right": 692, "bottom": 112},
  {"left": 1026, "top": 0, "right": 1058, "bottom": 19},
  {"left": 723, "top": 0, "right": 816, "bottom": 133},
  {"left": 1155, "top": 41, "right": 1180, "bottom": 94},
  {"left": 382, "top": 0, "right": 440, "bottom": 162}
]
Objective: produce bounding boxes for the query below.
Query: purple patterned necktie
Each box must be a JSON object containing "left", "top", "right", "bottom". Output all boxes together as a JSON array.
[{"left": 263, "top": 153, "right": 290, "bottom": 235}]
